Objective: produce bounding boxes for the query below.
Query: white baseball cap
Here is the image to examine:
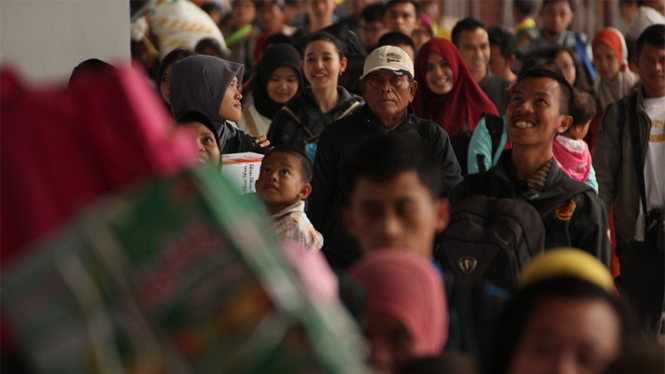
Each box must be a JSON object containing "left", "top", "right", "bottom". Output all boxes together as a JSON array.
[{"left": 360, "top": 45, "right": 415, "bottom": 80}]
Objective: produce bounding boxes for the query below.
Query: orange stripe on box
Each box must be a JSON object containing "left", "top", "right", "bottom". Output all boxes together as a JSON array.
[
  {"left": 187, "top": 23, "right": 198, "bottom": 31},
  {"left": 169, "top": 20, "right": 179, "bottom": 29},
  {"left": 649, "top": 133, "right": 665, "bottom": 143},
  {"left": 179, "top": 21, "right": 189, "bottom": 30},
  {"left": 157, "top": 18, "right": 168, "bottom": 27}
]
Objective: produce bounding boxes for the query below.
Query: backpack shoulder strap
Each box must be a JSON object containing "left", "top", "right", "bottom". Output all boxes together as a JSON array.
[
  {"left": 484, "top": 113, "right": 504, "bottom": 159},
  {"left": 575, "top": 34, "right": 596, "bottom": 81},
  {"left": 535, "top": 177, "right": 593, "bottom": 218}
]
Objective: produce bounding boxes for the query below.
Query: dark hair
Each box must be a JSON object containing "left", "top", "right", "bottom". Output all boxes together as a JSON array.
[
  {"left": 384, "top": 0, "right": 421, "bottom": 18},
  {"left": 175, "top": 110, "right": 219, "bottom": 146},
  {"left": 569, "top": 89, "right": 597, "bottom": 127},
  {"left": 342, "top": 135, "right": 443, "bottom": 203},
  {"left": 488, "top": 26, "right": 516, "bottom": 59},
  {"left": 302, "top": 31, "right": 346, "bottom": 59},
  {"left": 377, "top": 31, "right": 416, "bottom": 52},
  {"left": 636, "top": 24, "right": 665, "bottom": 57},
  {"left": 69, "top": 58, "right": 114, "bottom": 88},
  {"left": 603, "top": 344, "right": 665, "bottom": 374},
  {"left": 486, "top": 277, "right": 637, "bottom": 374},
  {"left": 155, "top": 48, "right": 197, "bottom": 88},
  {"left": 518, "top": 56, "right": 565, "bottom": 79},
  {"left": 620, "top": 0, "right": 638, "bottom": 5},
  {"left": 452, "top": 17, "right": 487, "bottom": 47},
  {"left": 263, "top": 145, "right": 313, "bottom": 183},
  {"left": 513, "top": 0, "right": 537, "bottom": 16},
  {"left": 232, "top": 0, "right": 256, "bottom": 9},
  {"left": 264, "top": 33, "right": 294, "bottom": 50},
  {"left": 195, "top": 38, "right": 225, "bottom": 58},
  {"left": 516, "top": 67, "right": 574, "bottom": 115},
  {"left": 200, "top": 2, "right": 222, "bottom": 14},
  {"left": 541, "top": 0, "right": 575, "bottom": 12},
  {"left": 361, "top": 2, "right": 386, "bottom": 22},
  {"left": 399, "top": 352, "right": 480, "bottom": 374},
  {"left": 540, "top": 46, "right": 593, "bottom": 92}
]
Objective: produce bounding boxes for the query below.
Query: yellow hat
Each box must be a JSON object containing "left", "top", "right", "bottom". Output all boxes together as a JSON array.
[{"left": 519, "top": 248, "right": 614, "bottom": 293}]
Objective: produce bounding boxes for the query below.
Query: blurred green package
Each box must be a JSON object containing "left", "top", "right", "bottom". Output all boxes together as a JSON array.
[{"left": 2, "top": 168, "right": 369, "bottom": 374}]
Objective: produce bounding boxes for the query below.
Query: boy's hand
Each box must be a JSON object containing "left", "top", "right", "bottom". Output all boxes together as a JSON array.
[{"left": 255, "top": 135, "right": 270, "bottom": 148}]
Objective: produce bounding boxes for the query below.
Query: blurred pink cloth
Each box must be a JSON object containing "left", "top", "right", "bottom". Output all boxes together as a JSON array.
[
  {"left": 280, "top": 241, "right": 338, "bottom": 303},
  {"left": 0, "top": 64, "right": 197, "bottom": 267},
  {"left": 349, "top": 249, "right": 448, "bottom": 354}
]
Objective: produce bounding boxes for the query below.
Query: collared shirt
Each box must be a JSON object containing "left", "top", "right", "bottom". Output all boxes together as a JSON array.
[
  {"left": 271, "top": 201, "right": 324, "bottom": 252},
  {"left": 508, "top": 158, "right": 554, "bottom": 194},
  {"left": 478, "top": 69, "right": 510, "bottom": 115}
]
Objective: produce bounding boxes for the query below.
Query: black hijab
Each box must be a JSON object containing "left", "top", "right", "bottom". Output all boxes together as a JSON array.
[
  {"left": 169, "top": 55, "right": 244, "bottom": 151},
  {"left": 252, "top": 43, "right": 304, "bottom": 119}
]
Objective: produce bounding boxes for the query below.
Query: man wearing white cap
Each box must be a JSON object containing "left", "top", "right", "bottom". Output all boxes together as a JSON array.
[{"left": 307, "top": 45, "right": 463, "bottom": 270}]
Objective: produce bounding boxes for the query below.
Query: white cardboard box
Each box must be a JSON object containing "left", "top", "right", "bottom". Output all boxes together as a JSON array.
[{"left": 221, "top": 152, "right": 264, "bottom": 194}]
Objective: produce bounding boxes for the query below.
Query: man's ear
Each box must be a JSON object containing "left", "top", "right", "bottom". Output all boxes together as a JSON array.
[
  {"left": 557, "top": 114, "right": 574, "bottom": 134},
  {"left": 298, "top": 183, "right": 312, "bottom": 199},
  {"left": 342, "top": 207, "right": 358, "bottom": 238},
  {"left": 408, "top": 79, "right": 418, "bottom": 102},
  {"left": 508, "top": 55, "right": 516, "bottom": 66},
  {"left": 434, "top": 198, "right": 451, "bottom": 233}
]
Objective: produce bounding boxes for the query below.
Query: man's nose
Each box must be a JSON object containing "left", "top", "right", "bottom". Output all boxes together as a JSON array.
[
  {"left": 381, "top": 214, "right": 401, "bottom": 239},
  {"left": 516, "top": 99, "right": 533, "bottom": 113}
]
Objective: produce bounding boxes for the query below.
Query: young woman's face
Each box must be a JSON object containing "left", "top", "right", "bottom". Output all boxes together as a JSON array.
[
  {"left": 218, "top": 77, "right": 243, "bottom": 122},
  {"left": 303, "top": 40, "right": 347, "bottom": 90},
  {"left": 593, "top": 43, "right": 621, "bottom": 81},
  {"left": 364, "top": 312, "right": 422, "bottom": 374},
  {"left": 555, "top": 51, "right": 577, "bottom": 86},
  {"left": 508, "top": 297, "right": 621, "bottom": 374},
  {"left": 425, "top": 53, "right": 454, "bottom": 95},
  {"left": 160, "top": 62, "right": 175, "bottom": 105},
  {"left": 267, "top": 66, "right": 299, "bottom": 104}
]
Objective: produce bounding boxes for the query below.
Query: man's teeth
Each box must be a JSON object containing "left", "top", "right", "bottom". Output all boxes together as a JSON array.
[{"left": 514, "top": 121, "right": 534, "bottom": 128}]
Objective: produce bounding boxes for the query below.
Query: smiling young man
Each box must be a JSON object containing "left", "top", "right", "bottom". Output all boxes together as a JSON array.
[
  {"left": 452, "top": 18, "right": 511, "bottom": 114},
  {"left": 594, "top": 24, "right": 665, "bottom": 337},
  {"left": 516, "top": 0, "right": 593, "bottom": 76},
  {"left": 308, "top": 45, "right": 462, "bottom": 270},
  {"left": 450, "top": 67, "right": 610, "bottom": 266},
  {"left": 382, "top": 0, "right": 421, "bottom": 38}
]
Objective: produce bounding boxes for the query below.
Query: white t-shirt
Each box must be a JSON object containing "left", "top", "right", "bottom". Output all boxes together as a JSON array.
[{"left": 634, "top": 96, "right": 665, "bottom": 241}]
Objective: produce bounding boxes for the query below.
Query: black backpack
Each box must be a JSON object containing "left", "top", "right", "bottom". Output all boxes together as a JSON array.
[{"left": 435, "top": 195, "right": 545, "bottom": 291}]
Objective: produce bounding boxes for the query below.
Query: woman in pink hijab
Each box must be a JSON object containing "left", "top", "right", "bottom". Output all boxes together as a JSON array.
[{"left": 349, "top": 249, "right": 448, "bottom": 374}]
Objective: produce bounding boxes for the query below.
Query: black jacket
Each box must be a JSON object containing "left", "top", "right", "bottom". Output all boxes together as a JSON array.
[
  {"left": 267, "top": 87, "right": 363, "bottom": 150},
  {"left": 308, "top": 105, "right": 463, "bottom": 270},
  {"left": 223, "top": 122, "right": 270, "bottom": 154},
  {"left": 450, "top": 150, "right": 611, "bottom": 267}
]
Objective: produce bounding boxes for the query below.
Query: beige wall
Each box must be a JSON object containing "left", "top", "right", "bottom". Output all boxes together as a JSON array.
[{"left": 0, "top": 0, "right": 130, "bottom": 84}]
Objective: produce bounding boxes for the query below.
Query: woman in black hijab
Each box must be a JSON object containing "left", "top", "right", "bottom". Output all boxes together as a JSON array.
[
  {"left": 237, "top": 43, "right": 304, "bottom": 137},
  {"left": 169, "top": 55, "right": 270, "bottom": 154}
]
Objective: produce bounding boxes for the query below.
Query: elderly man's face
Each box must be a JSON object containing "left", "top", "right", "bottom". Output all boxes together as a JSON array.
[{"left": 361, "top": 70, "right": 417, "bottom": 125}]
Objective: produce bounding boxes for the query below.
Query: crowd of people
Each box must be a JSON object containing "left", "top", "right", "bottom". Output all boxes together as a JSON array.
[{"left": 68, "top": 0, "right": 665, "bottom": 372}]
